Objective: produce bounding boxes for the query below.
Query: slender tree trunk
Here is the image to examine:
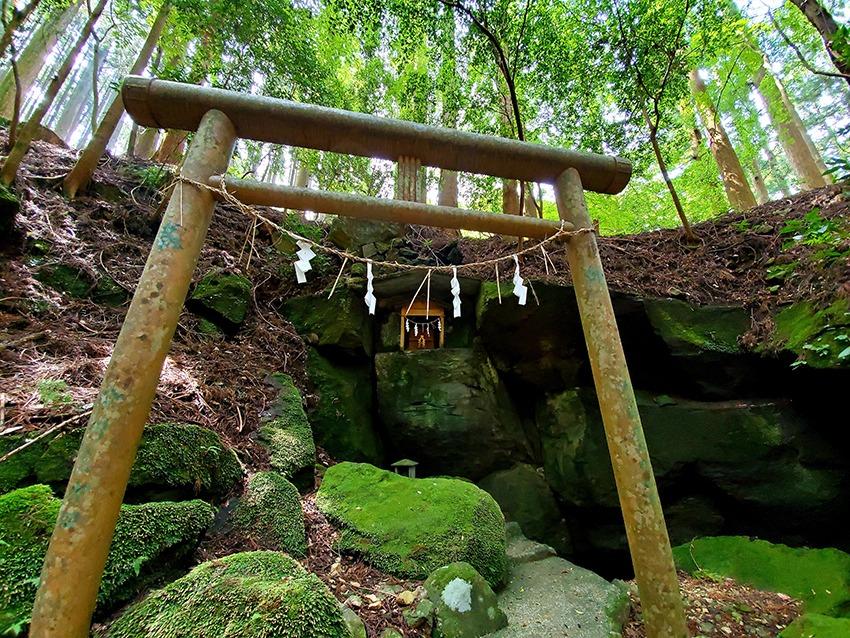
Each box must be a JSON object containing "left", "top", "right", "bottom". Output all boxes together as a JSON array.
[
  {"left": 154, "top": 129, "right": 186, "bottom": 164},
  {"left": 126, "top": 122, "right": 139, "bottom": 156},
  {"left": 64, "top": 3, "right": 172, "bottom": 197},
  {"left": 0, "top": 1, "right": 80, "bottom": 118},
  {"left": 134, "top": 127, "right": 160, "bottom": 159},
  {"left": 0, "top": 0, "right": 41, "bottom": 60},
  {"left": 789, "top": 0, "right": 850, "bottom": 89},
  {"left": 1, "top": 0, "right": 107, "bottom": 186},
  {"left": 689, "top": 70, "right": 757, "bottom": 210},
  {"left": 438, "top": 169, "right": 458, "bottom": 207},
  {"left": 751, "top": 157, "right": 769, "bottom": 205},
  {"left": 51, "top": 46, "right": 103, "bottom": 141},
  {"left": 502, "top": 179, "right": 519, "bottom": 214},
  {"left": 642, "top": 105, "right": 695, "bottom": 239},
  {"left": 765, "top": 146, "right": 793, "bottom": 197},
  {"left": 752, "top": 63, "right": 827, "bottom": 189}
]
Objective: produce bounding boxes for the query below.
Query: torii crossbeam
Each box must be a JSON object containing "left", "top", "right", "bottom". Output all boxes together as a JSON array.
[{"left": 27, "top": 76, "right": 688, "bottom": 638}]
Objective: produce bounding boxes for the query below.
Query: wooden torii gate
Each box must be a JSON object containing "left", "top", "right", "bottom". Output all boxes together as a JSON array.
[{"left": 27, "top": 76, "right": 689, "bottom": 638}]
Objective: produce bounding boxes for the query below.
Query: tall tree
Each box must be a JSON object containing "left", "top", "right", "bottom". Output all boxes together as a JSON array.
[
  {"left": 1, "top": 0, "right": 107, "bottom": 186},
  {"left": 64, "top": 2, "right": 172, "bottom": 197},
  {"left": 788, "top": 0, "right": 850, "bottom": 88},
  {"left": 689, "top": 69, "right": 757, "bottom": 210}
]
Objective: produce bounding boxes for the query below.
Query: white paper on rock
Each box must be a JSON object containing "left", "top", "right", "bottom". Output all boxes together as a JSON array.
[
  {"left": 512, "top": 255, "right": 528, "bottom": 305},
  {"left": 451, "top": 266, "right": 462, "bottom": 318},
  {"left": 364, "top": 261, "right": 376, "bottom": 315}
]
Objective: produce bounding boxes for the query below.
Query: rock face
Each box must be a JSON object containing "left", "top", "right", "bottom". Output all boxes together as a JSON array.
[
  {"left": 478, "top": 464, "right": 570, "bottom": 555},
  {"left": 375, "top": 348, "right": 527, "bottom": 480},
  {"left": 105, "top": 551, "right": 350, "bottom": 638},
  {"left": 227, "top": 471, "right": 306, "bottom": 556},
  {"left": 489, "top": 525, "right": 629, "bottom": 638},
  {"left": 674, "top": 536, "right": 850, "bottom": 618},
  {"left": 1, "top": 422, "right": 242, "bottom": 499},
  {"left": 256, "top": 373, "right": 316, "bottom": 491},
  {"left": 284, "top": 289, "right": 373, "bottom": 355},
  {"left": 189, "top": 271, "right": 252, "bottom": 330},
  {"left": 0, "top": 485, "right": 214, "bottom": 634},
  {"left": 423, "top": 562, "right": 507, "bottom": 638},
  {"left": 306, "top": 348, "right": 382, "bottom": 464},
  {"left": 327, "top": 217, "right": 405, "bottom": 258},
  {"left": 316, "top": 462, "right": 507, "bottom": 586}
]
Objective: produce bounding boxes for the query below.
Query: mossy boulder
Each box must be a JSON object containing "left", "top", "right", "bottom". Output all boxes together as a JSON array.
[
  {"left": 475, "top": 282, "right": 584, "bottom": 389},
  {"left": 0, "top": 183, "right": 20, "bottom": 236},
  {"left": 256, "top": 373, "right": 315, "bottom": 491},
  {"left": 228, "top": 471, "right": 306, "bottom": 556},
  {"left": 23, "top": 422, "right": 243, "bottom": 500},
  {"left": 536, "top": 389, "right": 843, "bottom": 515},
  {"left": 423, "top": 562, "right": 507, "bottom": 638},
  {"left": 478, "top": 464, "right": 570, "bottom": 555},
  {"left": 189, "top": 271, "right": 252, "bottom": 329},
  {"left": 769, "top": 300, "right": 850, "bottom": 369},
  {"left": 327, "top": 217, "right": 405, "bottom": 256},
  {"left": 673, "top": 537, "right": 850, "bottom": 617},
  {"left": 375, "top": 348, "right": 527, "bottom": 480},
  {"left": 283, "top": 289, "right": 373, "bottom": 355},
  {"left": 105, "top": 551, "right": 349, "bottom": 638},
  {"left": 35, "top": 262, "right": 93, "bottom": 298},
  {"left": 644, "top": 298, "right": 750, "bottom": 355},
  {"left": 316, "top": 462, "right": 507, "bottom": 587},
  {"left": 781, "top": 614, "right": 850, "bottom": 637},
  {"left": 0, "top": 485, "right": 214, "bottom": 634},
  {"left": 306, "top": 349, "right": 382, "bottom": 464}
]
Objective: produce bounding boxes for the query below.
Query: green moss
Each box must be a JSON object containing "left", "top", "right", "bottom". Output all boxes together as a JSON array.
[
  {"left": 189, "top": 271, "right": 252, "bottom": 327},
  {"left": 33, "top": 423, "right": 242, "bottom": 499},
  {"left": 673, "top": 537, "right": 850, "bottom": 617},
  {"left": 283, "top": 289, "right": 372, "bottom": 354},
  {"left": 771, "top": 300, "right": 850, "bottom": 368},
  {"left": 231, "top": 472, "right": 306, "bottom": 556},
  {"left": 0, "top": 434, "right": 47, "bottom": 493},
  {"left": 316, "top": 462, "right": 507, "bottom": 587},
  {"left": 272, "top": 212, "right": 325, "bottom": 253},
  {"left": 0, "top": 485, "right": 214, "bottom": 634},
  {"left": 423, "top": 562, "right": 507, "bottom": 638},
  {"left": 105, "top": 551, "right": 349, "bottom": 638},
  {"left": 35, "top": 263, "right": 92, "bottom": 298},
  {"left": 257, "top": 374, "right": 315, "bottom": 491},
  {"left": 780, "top": 613, "right": 850, "bottom": 637},
  {"left": 91, "top": 276, "right": 128, "bottom": 306},
  {"left": 644, "top": 298, "right": 750, "bottom": 355},
  {"left": 0, "top": 182, "right": 20, "bottom": 235},
  {"left": 306, "top": 349, "right": 382, "bottom": 464}
]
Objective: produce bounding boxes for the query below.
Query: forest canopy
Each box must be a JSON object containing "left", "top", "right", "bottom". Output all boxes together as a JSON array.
[{"left": 0, "top": 0, "right": 848, "bottom": 234}]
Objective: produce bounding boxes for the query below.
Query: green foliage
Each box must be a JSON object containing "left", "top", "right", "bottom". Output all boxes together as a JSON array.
[
  {"left": 105, "top": 551, "right": 349, "bottom": 638},
  {"left": 316, "top": 462, "right": 507, "bottom": 587},
  {"left": 36, "top": 379, "right": 74, "bottom": 408},
  {"left": 771, "top": 299, "right": 850, "bottom": 369},
  {"left": 673, "top": 536, "right": 850, "bottom": 617},
  {"left": 780, "top": 208, "right": 850, "bottom": 264},
  {"left": 780, "top": 613, "right": 850, "bottom": 638},
  {"left": 231, "top": 472, "right": 306, "bottom": 556},
  {"left": 0, "top": 485, "right": 214, "bottom": 634}
]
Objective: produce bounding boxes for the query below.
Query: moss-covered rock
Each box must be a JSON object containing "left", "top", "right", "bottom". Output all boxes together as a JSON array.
[
  {"left": 27, "top": 422, "right": 242, "bottom": 500},
  {"left": 283, "top": 288, "right": 373, "bottom": 355},
  {"left": 189, "top": 271, "right": 252, "bottom": 329},
  {"left": 316, "top": 462, "right": 507, "bottom": 587},
  {"left": 327, "top": 217, "right": 405, "bottom": 256},
  {"left": 673, "top": 537, "right": 850, "bottom": 617},
  {"left": 256, "top": 373, "right": 315, "bottom": 491},
  {"left": 229, "top": 471, "right": 306, "bottom": 556},
  {"left": 0, "top": 183, "right": 20, "bottom": 235},
  {"left": 644, "top": 298, "right": 750, "bottom": 355},
  {"left": 475, "top": 281, "right": 584, "bottom": 389},
  {"left": 91, "top": 276, "right": 128, "bottom": 306},
  {"left": 423, "top": 562, "right": 507, "bottom": 638},
  {"left": 780, "top": 613, "right": 850, "bottom": 637},
  {"left": 35, "top": 263, "right": 93, "bottom": 298},
  {"left": 536, "top": 389, "right": 843, "bottom": 515},
  {"left": 0, "top": 485, "right": 214, "bottom": 634},
  {"left": 478, "top": 464, "right": 570, "bottom": 555},
  {"left": 306, "top": 348, "right": 382, "bottom": 464},
  {"left": 769, "top": 300, "right": 850, "bottom": 369},
  {"left": 375, "top": 348, "right": 527, "bottom": 480},
  {"left": 105, "top": 551, "right": 349, "bottom": 638}
]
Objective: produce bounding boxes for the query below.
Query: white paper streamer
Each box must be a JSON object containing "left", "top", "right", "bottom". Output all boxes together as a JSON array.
[
  {"left": 451, "top": 266, "right": 462, "bottom": 318},
  {"left": 293, "top": 240, "right": 316, "bottom": 284},
  {"left": 512, "top": 255, "right": 528, "bottom": 306},
  {"left": 364, "top": 261, "right": 376, "bottom": 315}
]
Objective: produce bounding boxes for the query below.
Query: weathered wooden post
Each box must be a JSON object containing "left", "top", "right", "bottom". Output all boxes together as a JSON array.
[
  {"left": 27, "top": 109, "right": 237, "bottom": 638},
  {"left": 554, "top": 167, "right": 688, "bottom": 637}
]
